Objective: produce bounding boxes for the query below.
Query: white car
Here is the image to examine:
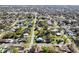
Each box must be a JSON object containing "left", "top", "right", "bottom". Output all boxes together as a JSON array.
[{"left": 6, "top": 39, "right": 14, "bottom": 43}]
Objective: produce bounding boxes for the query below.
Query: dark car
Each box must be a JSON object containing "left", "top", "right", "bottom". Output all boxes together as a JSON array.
[
  {"left": 45, "top": 38, "right": 51, "bottom": 43},
  {"left": 36, "top": 37, "right": 44, "bottom": 43}
]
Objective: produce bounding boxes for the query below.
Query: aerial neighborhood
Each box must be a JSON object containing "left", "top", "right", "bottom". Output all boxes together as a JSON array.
[{"left": 0, "top": 5, "right": 79, "bottom": 53}]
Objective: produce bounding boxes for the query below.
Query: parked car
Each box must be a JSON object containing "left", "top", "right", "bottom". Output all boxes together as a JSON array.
[
  {"left": 36, "top": 37, "right": 44, "bottom": 43},
  {"left": 45, "top": 38, "right": 51, "bottom": 43}
]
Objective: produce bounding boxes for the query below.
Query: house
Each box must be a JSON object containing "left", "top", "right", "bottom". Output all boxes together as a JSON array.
[
  {"left": 10, "top": 28, "right": 16, "bottom": 32},
  {"left": 0, "top": 39, "right": 14, "bottom": 43},
  {"left": 71, "top": 20, "right": 77, "bottom": 24},
  {"left": 0, "top": 29, "right": 4, "bottom": 32},
  {"left": 51, "top": 29, "right": 59, "bottom": 34},
  {"left": 6, "top": 39, "right": 14, "bottom": 43},
  {"left": 23, "top": 33, "right": 29, "bottom": 38},
  {"left": 18, "top": 38, "right": 27, "bottom": 43},
  {"left": 51, "top": 29, "right": 58, "bottom": 32},
  {"left": 68, "top": 31, "right": 75, "bottom": 36},
  {"left": 56, "top": 33, "right": 61, "bottom": 36},
  {"left": 56, "top": 42, "right": 64, "bottom": 47},
  {"left": 47, "top": 20, "right": 52, "bottom": 25}
]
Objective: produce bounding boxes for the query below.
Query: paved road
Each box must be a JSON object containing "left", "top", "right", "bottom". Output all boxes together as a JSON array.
[
  {"left": 0, "top": 43, "right": 23, "bottom": 46},
  {"left": 0, "top": 20, "right": 18, "bottom": 39},
  {"left": 10, "top": 20, "right": 18, "bottom": 28},
  {"left": 29, "top": 12, "right": 37, "bottom": 49}
]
